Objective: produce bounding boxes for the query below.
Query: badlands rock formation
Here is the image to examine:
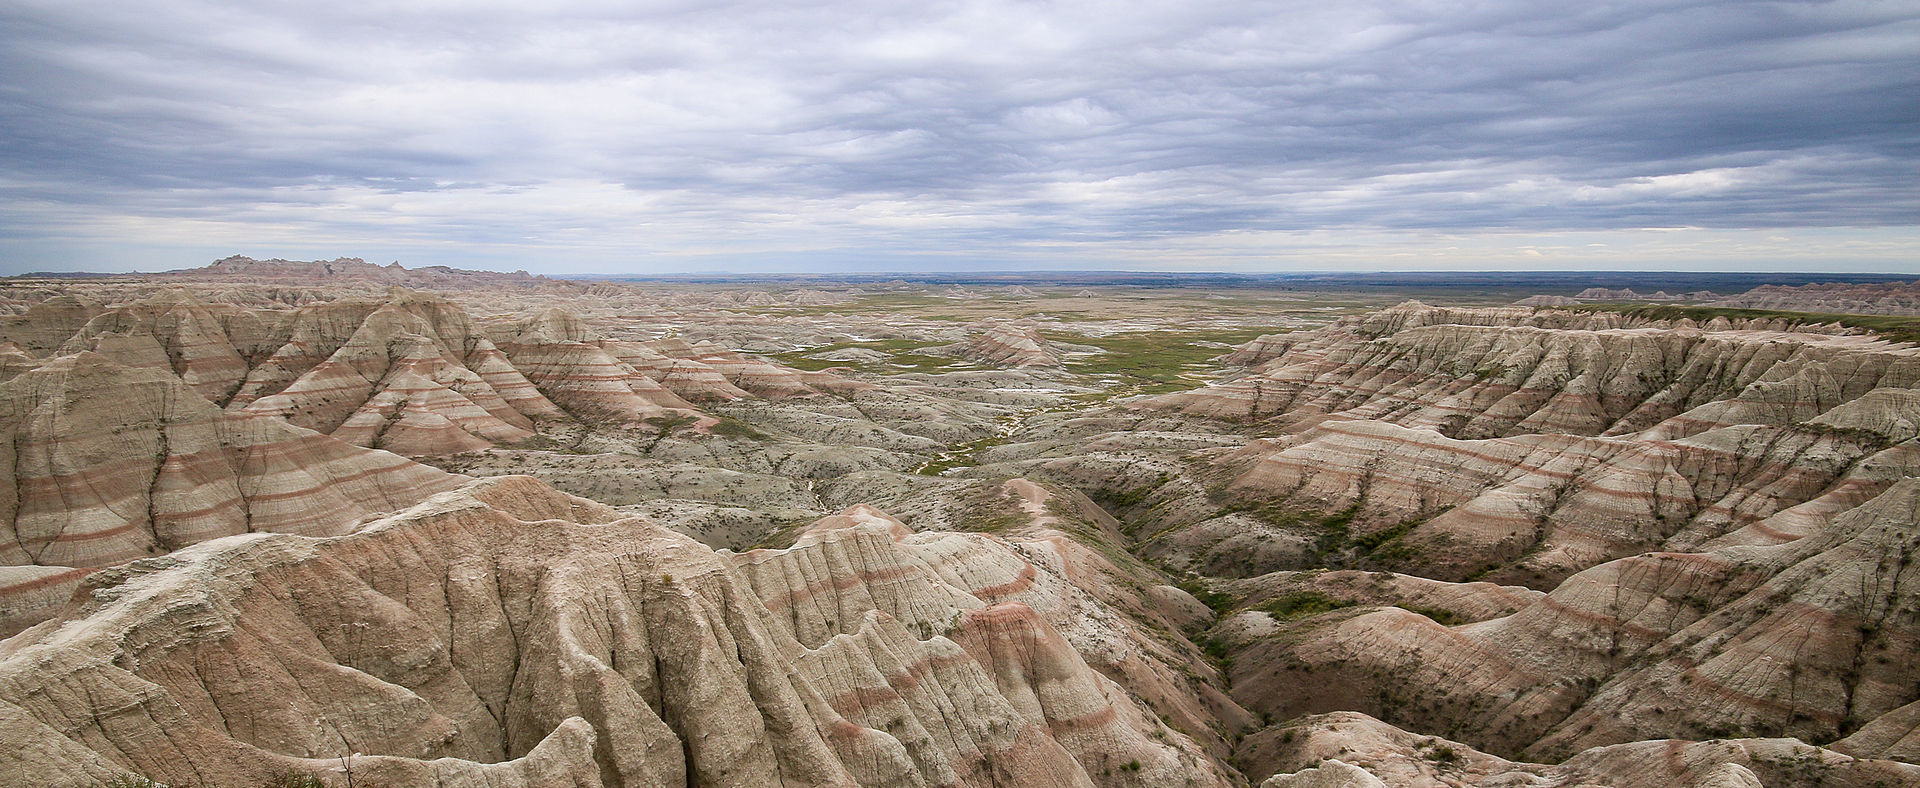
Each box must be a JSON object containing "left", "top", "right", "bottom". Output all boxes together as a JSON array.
[
  {"left": 932, "top": 322, "right": 1068, "bottom": 368},
  {"left": 167, "top": 255, "right": 561, "bottom": 290},
  {"left": 1710, "top": 280, "right": 1920, "bottom": 316},
  {"left": 0, "top": 353, "right": 462, "bottom": 634},
  {"left": 0, "top": 476, "right": 1233, "bottom": 788},
  {"left": 4, "top": 275, "right": 1919, "bottom": 788},
  {"left": 0, "top": 285, "right": 862, "bottom": 456},
  {"left": 1241, "top": 711, "right": 1913, "bottom": 787},
  {"left": 1137, "top": 301, "right": 1920, "bottom": 582},
  {"left": 970, "top": 300, "right": 1919, "bottom": 780}
]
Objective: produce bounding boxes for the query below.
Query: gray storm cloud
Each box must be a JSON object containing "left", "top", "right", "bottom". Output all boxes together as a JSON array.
[{"left": 1, "top": 0, "right": 1915, "bottom": 271}]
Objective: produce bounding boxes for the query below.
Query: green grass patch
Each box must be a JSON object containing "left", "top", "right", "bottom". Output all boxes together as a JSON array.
[
  {"left": 916, "top": 434, "right": 1011, "bottom": 475},
  {"left": 765, "top": 338, "right": 964, "bottom": 374},
  {"left": 1041, "top": 327, "right": 1289, "bottom": 399},
  {"left": 1260, "top": 591, "right": 1356, "bottom": 620},
  {"left": 709, "top": 416, "right": 768, "bottom": 440},
  {"left": 1175, "top": 578, "right": 1236, "bottom": 615},
  {"left": 1395, "top": 603, "right": 1465, "bottom": 626}
]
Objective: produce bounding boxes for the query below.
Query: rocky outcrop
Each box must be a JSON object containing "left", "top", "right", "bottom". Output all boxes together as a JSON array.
[
  {"left": 0, "top": 477, "right": 1235, "bottom": 787},
  {"left": 1211, "top": 475, "right": 1920, "bottom": 766},
  {"left": 0, "top": 353, "right": 462, "bottom": 632},
  {"left": 1710, "top": 280, "right": 1920, "bottom": 316},
  {"left": 496, "top": 309, "right": 702, "bottom": 423},
  {"left": 1258, "top": 759, "right": 1384, "bottom": 788},
  {"left": 0, "top": 295, "right": 104, "bottom": 355},
  {"left": 1138, "top": 301, "right": 1920, "bottom": 582},
  {"left": 165, "top": 255, "right": 563, "bottom": 290},
  {"left": 0, "top": 353, "right": 461, "bottom": 569},
  {"left": 1235, "top": 711, "right": 1916, "bottom": 788},
  {"left": 933, "top": 322, "right": 1067, "bottom": 368}
]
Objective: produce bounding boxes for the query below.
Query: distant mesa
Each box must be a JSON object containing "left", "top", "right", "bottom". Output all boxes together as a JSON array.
[
  {"left": 164, "top": 255, "right": 552, "bottom": 289},
  {"left": 1706, "top": 279, "right": 1920, "bottom": 316}
]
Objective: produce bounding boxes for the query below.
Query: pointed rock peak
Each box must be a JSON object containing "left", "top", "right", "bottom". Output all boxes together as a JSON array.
[
  {"left": 382, "top": 285, "right": 452, "bottom": 306},
  {"left": 353, "top": 304, "right": 437, "bottom": 339},
  {"left": 514, "top": 307, "right": 597, "bottom": 344},
  {"left": 25, "top": 294, "right": 104, "bottom": 314},
  {"left": 28, "top": 349, "right": 121, "bottom": 376},
  {"left": 1260, "top": 759, "right": 1386, "bottom": 788},
  {"left": 133, "top": 287, "right": 205, "bottom": 308},
  {"left": 1387, "top": 299, "right": 1432, "bottom": 311},
  {"left": 794, "top": 504, "right": 913, "bottom": 545}
]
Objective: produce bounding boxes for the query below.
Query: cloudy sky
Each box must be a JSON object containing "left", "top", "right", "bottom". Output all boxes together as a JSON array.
[{"left": 2, "top": 0, "right": 1916, "bottom": 274}]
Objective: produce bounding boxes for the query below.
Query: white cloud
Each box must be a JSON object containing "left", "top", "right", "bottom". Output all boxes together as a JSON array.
[{"left": 1, "top": 0, "right": 1917, "bottom": 272}]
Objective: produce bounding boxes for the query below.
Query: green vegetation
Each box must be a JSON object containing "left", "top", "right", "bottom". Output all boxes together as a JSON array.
[
  {"left": 1176, "top": 577, "right": 1235, "bottom": 615},
  {"left": 765, "top": 338, "right": 962, "bottom": 373},
  {"left": 709, "top": 416, "right": 768, "bottom": 440},
  {"left": 1395, "top": 603, "right": 1465, "bottom": 626},
  {"left": 1045, "top": 327, "right": 1286, "bottom": 398},
  {"left": 645, "top": 413, "right": 698, "bottom": 431},
  {"left": 1575, "top": 303, "right": 1920, "bottom": 345},
  {"left": 1352, "top": 520, "right": 1415, "bottom": 553},
  {"left": 261, "top": 772, "right": 330, "bottom": 788},
  {"left": 1260, "top": 591, "right": 1356, "bottom": 620},
  {"left": 916, "top": 434, "right": 1010, "bottom": 476},
  {"left": 92, "top": 771, "right": 336, "bottom": 788}
]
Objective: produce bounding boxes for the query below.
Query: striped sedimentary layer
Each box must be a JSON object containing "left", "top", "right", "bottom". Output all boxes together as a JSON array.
[
  {"left": 1240, "top": 711, "right": 1917, "bottom": 788},
  {"left": 0, "top": 353, "right": 462, "bottom": 633},
  {"left": 1215, "top": 467, "right": 1920, "bottom": 769},
  {"left": 0, "top": 476, "right": 1234, "bottom": 788},
  {"left": 500, "top": 310, "right": 861, "bottom": 418},
  {"left": 931, "top": 322, "right": 1066, "bottom": 368},
  {"left": 0, "top": 353, "right": 461, "bottom": 571},
  {"left": 1136, "top": 301, "right": 1920, "bottom": 583},
  {"left": 0, "top": 288, "right": 856, "bottom": 454},
  {"left": 1160, "top": 301, "right": 1912, "bottom": 438},
  {"left": 1207, "top": 416, "right": 1912, "bottom": 584}
]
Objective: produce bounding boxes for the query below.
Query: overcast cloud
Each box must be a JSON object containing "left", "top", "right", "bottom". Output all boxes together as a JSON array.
[{"left": 2, "top": 0, "right": 1916, "bottom": 273}]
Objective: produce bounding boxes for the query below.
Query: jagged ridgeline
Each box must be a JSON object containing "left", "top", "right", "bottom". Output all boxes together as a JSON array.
[
  {"left": 1, "top": 277, "right": 1918, "bottom": 788},
  {"left": 0, "top": 477, "right": 1228, "bottom": 786}
]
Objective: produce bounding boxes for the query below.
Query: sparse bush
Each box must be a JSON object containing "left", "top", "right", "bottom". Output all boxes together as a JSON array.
[
  {"left": 95, "top": 776, "right": 167, "bottom": 788},
  {"left": 1260, "top": 591, "right": 1354, "bottom": 620},
  {"left": 261, "top": 771, "right": 330, "bottom": 788}
]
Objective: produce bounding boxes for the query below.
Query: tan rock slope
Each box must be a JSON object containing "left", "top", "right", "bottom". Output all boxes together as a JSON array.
[
  {"left": 1709, "top": 280, "right": 1920, "bottom": 316},
  {"left": 165, "top": 255, "right": 562, "bottom": 290},
  {"left": 0, "top": 352, "right": 463, "bottom": 633},
  {"left": 1036, "top": 300, "right": 1920, "bottom": 780},
  {"left": 932, "top": 322, "right": 1068, "bottom": 368},
  {"left": 0, "top": 286, "right": 860, "bottom": 457},
  {"left": 1240, "top": 711, "right": 1915, "bottom": 787},
  {"left": 0, "top": 476, "right": 1234, "bottom": 788},
  {"left": 1135, "top": 301, "right": 1920, "bottom": 584}
]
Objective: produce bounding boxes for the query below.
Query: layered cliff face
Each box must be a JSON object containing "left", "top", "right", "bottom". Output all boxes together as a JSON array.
[
  {"left": 0, "top": 353, "right": 461, "bottom": 568},
  {"left": 500, "top": 312, "right": 864, "bottom": 411},
  {"left": 931, "top": 322, "right": 1069, "bottom": 368},
  {"left": 0, "top": 476, "right": 1234, "bottom": 788},
  {"left": 1132, "top": 301, "right": 1920, "bottom": 584},
  {"left": 1212, "top": 476, "right": 1920, "bottom": 763},
  {"left": 1709, "top": 280, "right": 1920, "bottom": 316},
  {"left": 1241, "top": 711, "right": 1916, "bottom": 788},
  {"left": 1036, "top": 301, "right": 1920, "bottom": 780},
  {"left": 0, "top": 353, "right": 463, "bottom": 633},
  {"left": 0, "top": 288, "right": 862, "bottom": 457}
]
